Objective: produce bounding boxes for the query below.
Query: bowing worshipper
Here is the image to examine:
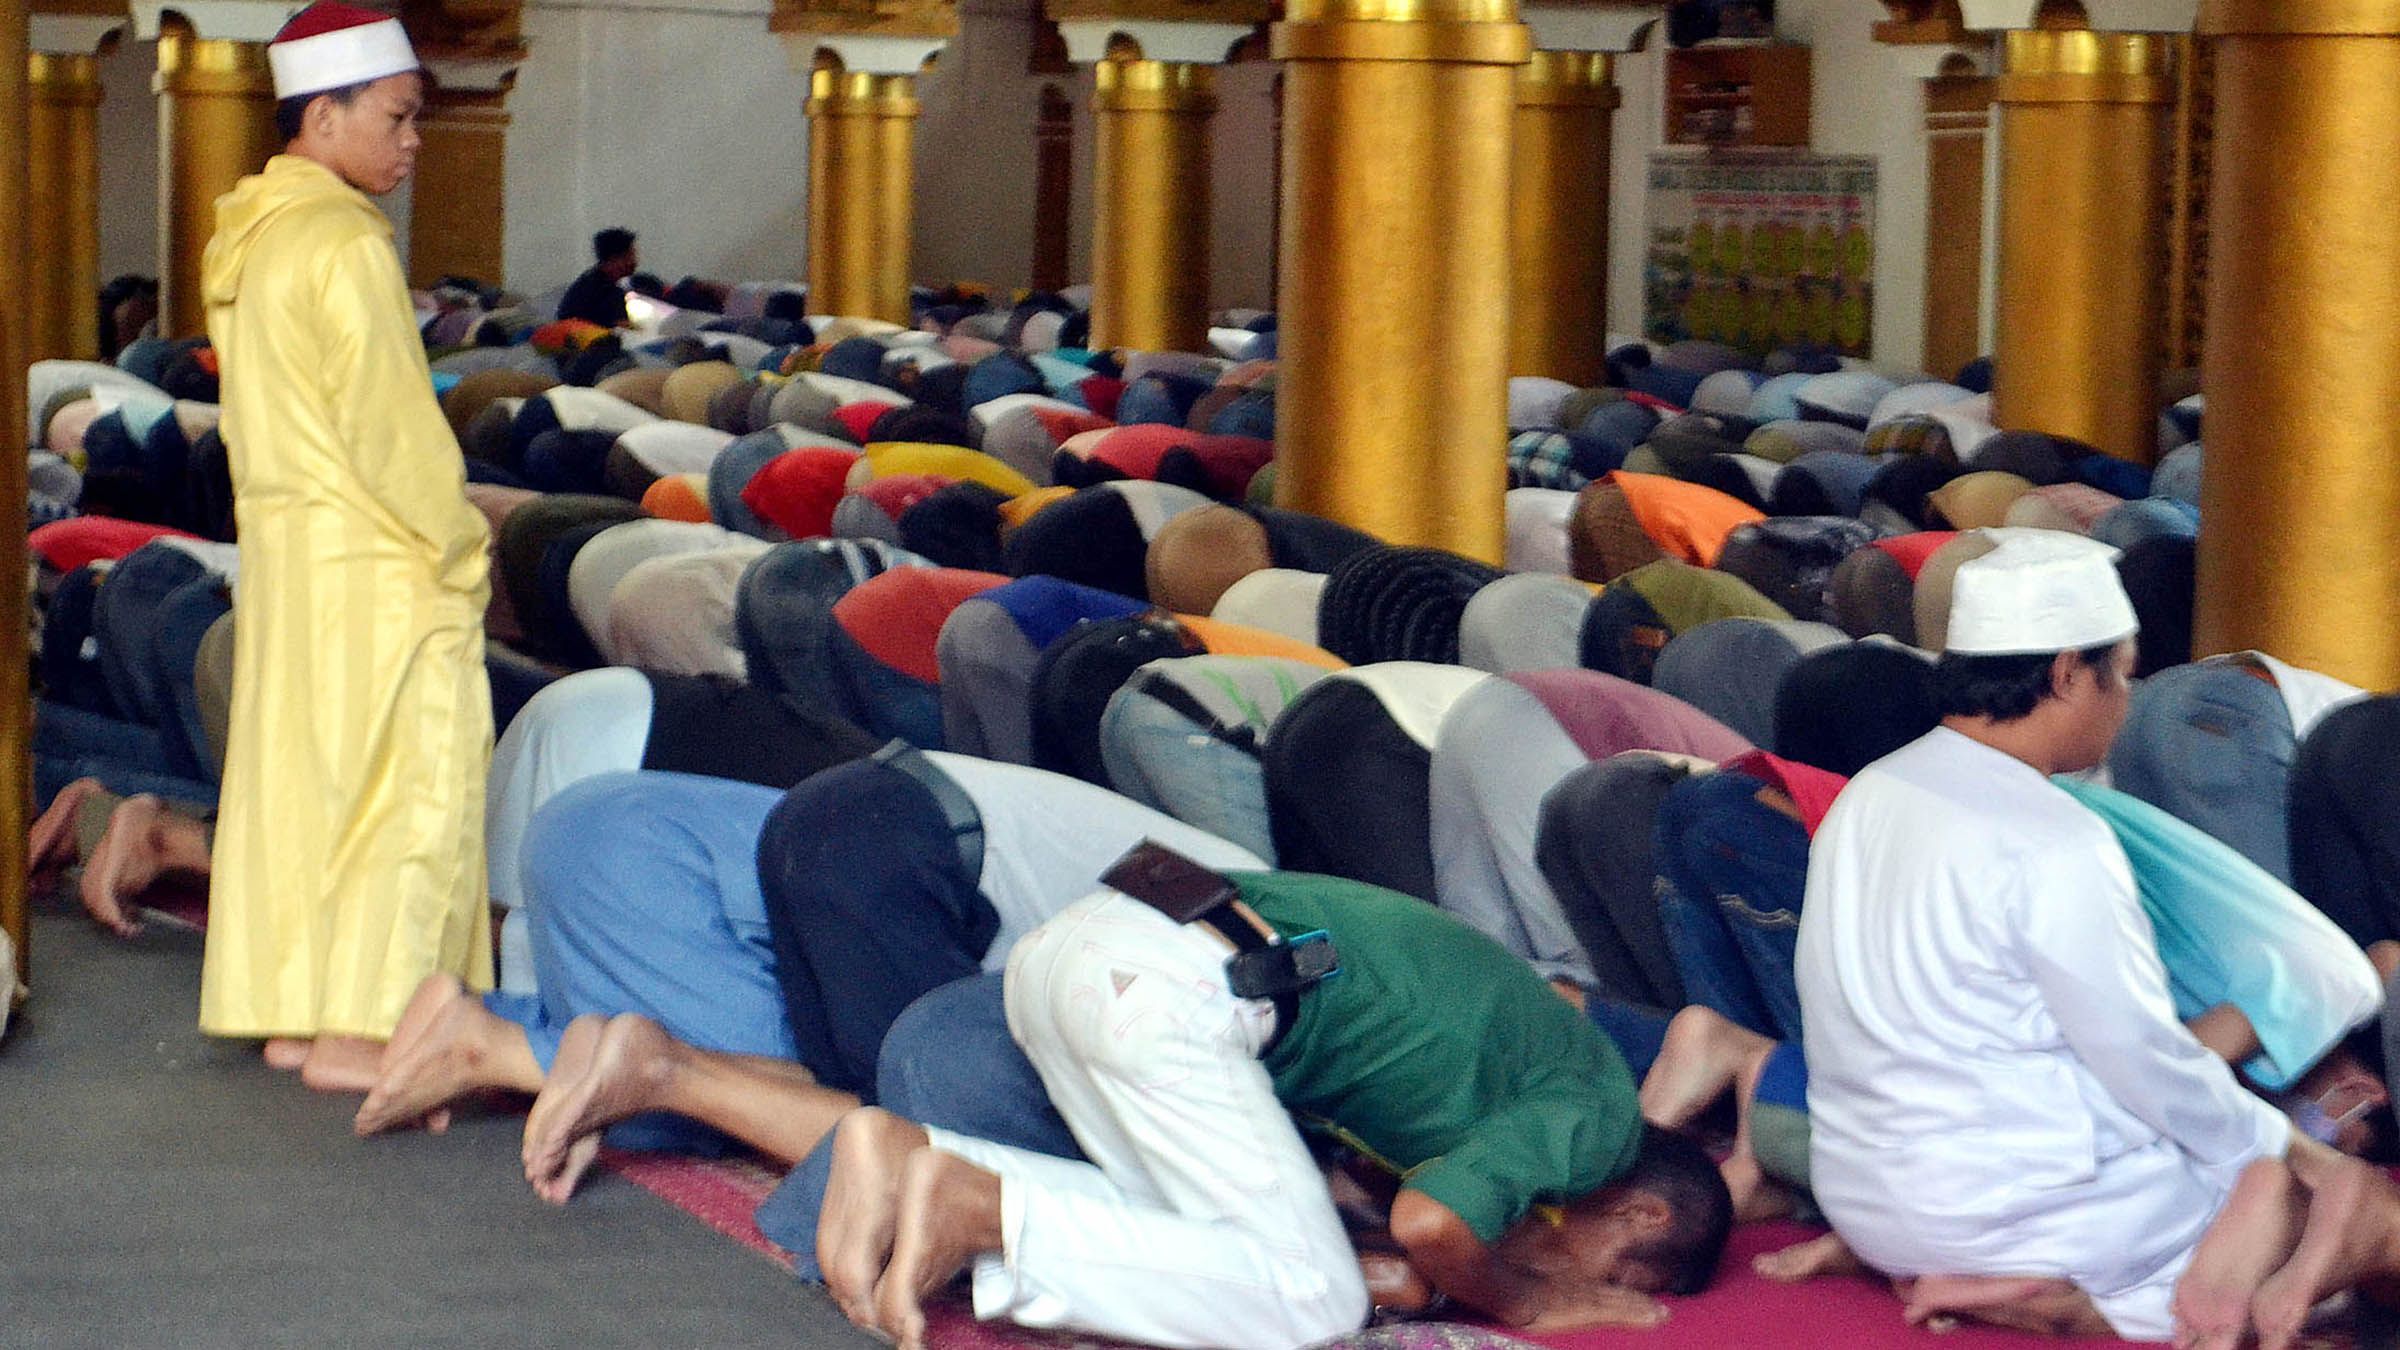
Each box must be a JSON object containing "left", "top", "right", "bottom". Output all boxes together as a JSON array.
[
  {"left": 815, "top": 863, "right": 1734, "bottom": 1350},
  {"left": 1096, "top": 653, "right": 1337, "bottom": 862},
  {"left": 481, "top": 666, "right": 878, "bottom": 991},
  {"left": 30, "top": 779, "right": 217, "bottom": 939},
  {"left": 1426, "top": 670, "right": 1750, "bottom": 988},
  {"left": 198, "top": 4, "right": 495, "bottom": 1090},
  {"left": 355, "top": 752, "right": 1260, "bottom": 1157},
  {"left": 2108, "top": 651, "right": 2366, "bottom": 887},
  {"left": 2291, "top": 697, "right": 2400, "bottom": 984},
  {"left": 558, "top": 227, "right": 638, "bottom": 329},
  {"left": 1795, "top": 535, "right": 2384, "bottom": 1345}
]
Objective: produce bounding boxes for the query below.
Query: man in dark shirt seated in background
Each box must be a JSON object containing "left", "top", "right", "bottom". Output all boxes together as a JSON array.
[{"left": 558, "top": 227, "right": 637, "bottom": 328}]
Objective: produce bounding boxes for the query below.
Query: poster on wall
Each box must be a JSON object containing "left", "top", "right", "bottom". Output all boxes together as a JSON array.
[{"left": 1643, "top": 152, "right": 1878, "bottom": 359}]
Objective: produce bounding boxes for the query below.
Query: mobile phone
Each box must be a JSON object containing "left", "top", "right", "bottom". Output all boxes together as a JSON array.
[{"left": 1101, "top": 839, "right": 1239, "bottom": 924}]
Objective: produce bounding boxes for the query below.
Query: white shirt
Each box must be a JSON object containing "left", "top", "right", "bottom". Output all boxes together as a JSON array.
[
  {"left": 1796, "top": 728, "right": 2289, "bottom": 1331},
  {"left": 924, "top": 753, "right": 1266, "bottom": 969}
]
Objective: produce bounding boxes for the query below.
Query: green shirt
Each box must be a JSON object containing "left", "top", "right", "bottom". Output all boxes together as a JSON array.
[{"left": 1236, "top": 871, "right": 1645, "bottom": 1244}]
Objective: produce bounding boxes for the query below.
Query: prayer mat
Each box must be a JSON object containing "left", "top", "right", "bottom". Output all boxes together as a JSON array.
[{"left": 585, "top": 1147, "right": 2372, "bottom": 1350}]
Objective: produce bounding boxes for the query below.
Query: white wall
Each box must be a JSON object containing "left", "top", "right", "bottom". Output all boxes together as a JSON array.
[
  {"left": 503, "top": 0, "right": 811, "bottom": 296},
  {"left": 1606, "top": 0, "right": 1993, "bottom": 374},
  {"left": 97, "top": 37, "right": 161, "bottom": 287}
]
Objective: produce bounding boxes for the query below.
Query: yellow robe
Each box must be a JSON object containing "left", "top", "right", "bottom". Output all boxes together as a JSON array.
[{"left": 198, "top": 155, "right": 494, "bottom": 1039}]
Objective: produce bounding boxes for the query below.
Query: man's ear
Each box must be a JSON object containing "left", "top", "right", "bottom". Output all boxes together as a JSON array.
[
  {"left": 2049, "top": 649, "right": 2084, "bottom": 700},
  {"left": 1609, "top": 1188, "right": 1674, "bottom": 1237}
]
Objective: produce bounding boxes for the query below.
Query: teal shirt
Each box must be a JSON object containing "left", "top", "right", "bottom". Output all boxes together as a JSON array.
[{"left": 1235, "top": 871, "right": 1645, "bottom": 1244}]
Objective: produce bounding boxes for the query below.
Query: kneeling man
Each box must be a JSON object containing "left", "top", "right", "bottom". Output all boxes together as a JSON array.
[{"left": 823, "top": 863, "right": 1734, "bottom": 1350}]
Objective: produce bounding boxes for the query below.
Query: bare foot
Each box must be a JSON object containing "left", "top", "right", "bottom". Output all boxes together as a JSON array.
[
  {"left": 1360, "top": 1252, "right": 1433, "bottom": 1313},
  {"left": 874, "top": 1147, "right": 1004, "bottom": 1350},
  {"left": 1639, "top": 1006, "right": 1773, "bottom": 1130},
  {"left": 1901, "top": 1275, "right": 2112, "bottom": 1338},
  {"left": 819, "top": 1108, "right": 932, "bottom": 1330},
  {"left": 522, "top": 1013, "right": 678, "bottom": 1205},
  {"left": 80, "top": 793, "right": 177, "bottom": 938},
  {"left": 2174, "top": 1158, "right": 2301, "bottom": 1350},
  {"left": 1755, "top": 1231, "right": 1864, "bottom": 1284},
  {"left": 1721, "top": 1151, "right": 1797, "bottom": 1224},
  {"left": 299, "top": 1035, "right": 387, "bottom": 1093},
  {"left": 2252, "top": 1153, "right": 2399, "bottom": 1350},
  {"left": 264, "top": 1038, "right": 312, "bottom": 1071},
  {"left": 355, "top": 978, "right": 516, "bottom": 1136},
  {"left": 28, "top": 777, "right": 105, "bottom": 885}
]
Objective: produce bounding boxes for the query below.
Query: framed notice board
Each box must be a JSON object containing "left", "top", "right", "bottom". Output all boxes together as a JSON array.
[{"left": 1643, "top": 151, "right": 1878, "bottom": 358}]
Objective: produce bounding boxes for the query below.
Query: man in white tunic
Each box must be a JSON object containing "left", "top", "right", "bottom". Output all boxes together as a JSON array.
[{"left": 1797, "top": 536, "right": 2312, "bottom": 1343}]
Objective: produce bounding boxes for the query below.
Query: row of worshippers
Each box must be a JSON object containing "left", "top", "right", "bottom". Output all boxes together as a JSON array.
[
  {"left": 30, "top": 490, "right": 2400, "bottom": 1346},
  {"left": 312, "top": 537, "right": 2399, "bottom": 1350},
  {"left": 24, "top": 273, "right": 2400, "bottom": 1345}
]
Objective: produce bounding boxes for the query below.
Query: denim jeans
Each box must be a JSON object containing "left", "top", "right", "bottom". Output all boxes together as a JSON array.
[
  {"left": 1654, "top": 771, "right": 1811, "bottom": 1043},
  {"left": 756, "top": 971, "right": 1082, "bottom": 1279},
  {"left": 1097, "top": 688, "right": 1278, "bottom": 863}
]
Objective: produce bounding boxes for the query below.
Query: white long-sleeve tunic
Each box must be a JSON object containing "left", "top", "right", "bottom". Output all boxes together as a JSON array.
[{"left": 1795, "top": 727, "right": 2290, "bottom": 1340}]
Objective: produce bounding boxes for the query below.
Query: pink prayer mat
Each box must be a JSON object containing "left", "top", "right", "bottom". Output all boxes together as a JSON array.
[{"left": 592, "top": 1153, "right": 2366, "bottom": 1350}]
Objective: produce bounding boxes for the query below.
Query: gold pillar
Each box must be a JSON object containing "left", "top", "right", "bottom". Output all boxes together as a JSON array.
[
  {"left": 805, "top": 64, "right": 918, "bottom": 324},
  {"left": 1090, "top": 57, "right": 1215, "bottom": 353},
  {"left": 157, "top": 32, "right": 277, "bottom": 339},
  {"left": 1272, "top": 0, "right": 1528, "bottom": 563},
  {"left": 27, "top": 50, "right": 101, "bottom": 363},
  {"left": 1509, "top": 50, "right": 1615, "bottom": 385},
  {"left": 1991, "top": 28, "right": 2173, "bottom": 464},
  {"left": 1, "top": 0, "right": 33, "bottom": 993},
  {"left": 409, "top": 84, "right": 512, "bottom": 289},
  {"left": 2194, "top": 0, "right": 2400, "bottom": 688}
]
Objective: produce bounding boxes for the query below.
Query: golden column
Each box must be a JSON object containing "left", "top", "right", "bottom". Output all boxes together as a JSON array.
[
  {"left": 156, "top": 28, "right": 277, "bottom": 338},
  {"left": 1509, "top": 50, "right": 1615, "bottom": 385},
  {"left": 409, "top": 79, "right": 515, "bottom": 288},
  {"left": 1272, "top": 0, "right": 1529, "bottom": 562},
  {"left": 2194, "top": 0, "right": 2400, "bottom": 688},
  {"left": 1089, "top": 55, "right": 1215, "bottom": 352},
  {"left": 1, "top": 0, "right": 32, "bottom": 993},
  {"left": 26, "top": 46, "right": 101, "bottom": 362},
  {"left": 805, "top": 60, "right": 921, "bottom": 324},
  {"left": 1990, "top": 26, "right": 2173, "bottom": 464}
]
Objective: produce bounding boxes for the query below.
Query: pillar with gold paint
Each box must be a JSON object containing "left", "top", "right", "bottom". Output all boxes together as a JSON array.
[
  {"left": 2194, "top": 0, "right": 2400, "bottom": 688},
  {"left": 1048, "top": 6, "right": 1267, "bottom": 353},
  {"left": 776, "top": 1, "right": 955, "bottom": 325},
  {"left": 1272, "top": 0, "right": 1529, "bottom": 562},
  {"left": 1088, "top": 56, "right": 1216, "bottom": 352},
  {"left": 1989, "top": 24, "right": 2174, "bottom": 464},
  {"left": 155, "top": 22, "right": 278, "bottom": 339},
  {"left": 26, "top": 44, "right": 102, "bottom": 362},
  {"left": 1509, "top": 50, "right": 1615, "bottom": 385},
  {"left": 1, "top": 0, "right": 34, "bottom": 993},
  {"left": 804, "top": 61, "right": 921, "bottom": 324}
]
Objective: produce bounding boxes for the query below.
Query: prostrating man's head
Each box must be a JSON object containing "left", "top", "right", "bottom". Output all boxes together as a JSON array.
[
  {"left": 1496, "top": 1125, "right": 1735, "bottom": 1299},
  {"left": 269, "top": 2, "right": 424, "bottom": 196}
]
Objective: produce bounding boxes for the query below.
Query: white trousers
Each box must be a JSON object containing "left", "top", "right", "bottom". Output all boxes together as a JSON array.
[{"left": 931, "top": 890, "right": 1370, "bottom": 1350}]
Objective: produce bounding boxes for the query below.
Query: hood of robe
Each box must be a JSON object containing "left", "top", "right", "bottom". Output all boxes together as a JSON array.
[{"left": 202, "top": 155, "right": 388, "bottom": 309}]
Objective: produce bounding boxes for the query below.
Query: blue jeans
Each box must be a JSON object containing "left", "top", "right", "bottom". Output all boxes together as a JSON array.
[
  {"left": 1654, "top": 772, "right": 1811, "bottom": 1043},
  {"left": 1097, "top": 689, "right": 1278, "bottom": 863},
  {"left": 755, "top": 972, "right": 1083, "bottom": 1279}
]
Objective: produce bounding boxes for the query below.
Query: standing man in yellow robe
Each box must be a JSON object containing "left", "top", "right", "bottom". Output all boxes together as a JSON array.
[{"left": 198, "top": 1, "right": 494, "bottom": 1092}]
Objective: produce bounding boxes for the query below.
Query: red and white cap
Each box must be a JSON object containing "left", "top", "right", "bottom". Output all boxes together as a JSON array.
[{"left": 268, "top": 2, "right": 419, "bottom": 100}]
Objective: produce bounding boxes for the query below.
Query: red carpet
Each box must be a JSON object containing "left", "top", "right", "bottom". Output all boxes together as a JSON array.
[
  {"left": 595, "top": 1150, "right": 2367, "bottom": 1349},
  {"left": 124, "top": 891, "right": 2363, "bottom": 1350}
]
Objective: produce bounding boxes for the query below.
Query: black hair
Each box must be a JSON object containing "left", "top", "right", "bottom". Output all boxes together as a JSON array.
[
  {"left": 1933, "top": 642, "right": 2122, "bottom": 722},
  {"left": 1615, "top": 1124, "right": 1734, "bottom": 1297},
  {"left": 96, "top": 274, "right": 158, "bottom": 362},
  {"left": 762, "top": 290, "right": 809, "bottom": 323},
  {"left": 593, "top": 228, "right": 637, "bottom": 264},
  {"left": 274, "top": 80, "right": 372, "bottom": 142},
  {"left": 627, "top": 272, "right": 667, "bottom": 299}
]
